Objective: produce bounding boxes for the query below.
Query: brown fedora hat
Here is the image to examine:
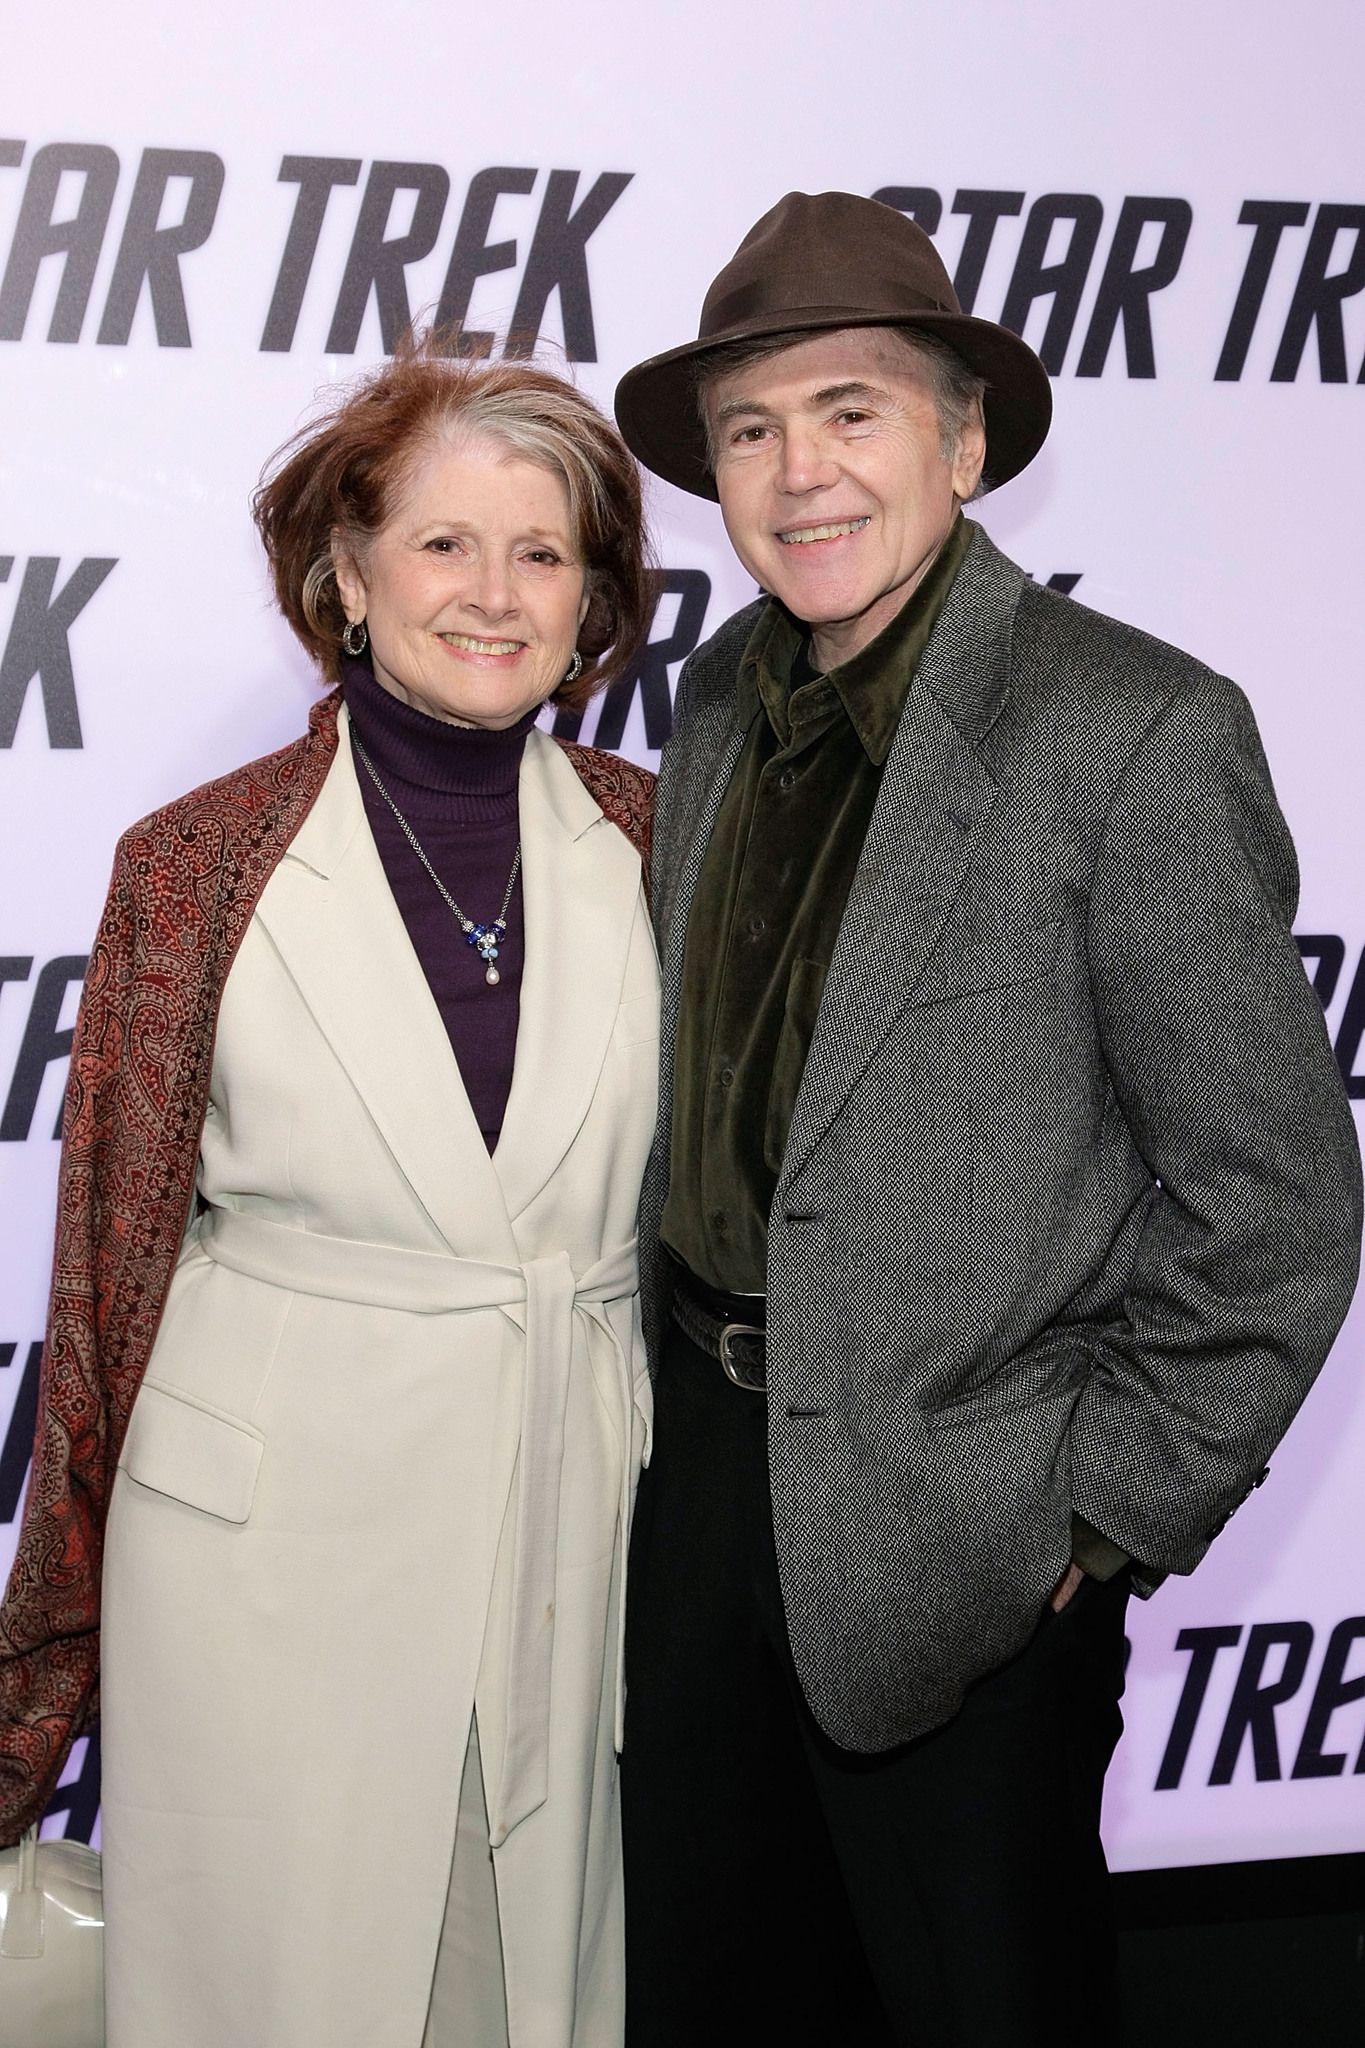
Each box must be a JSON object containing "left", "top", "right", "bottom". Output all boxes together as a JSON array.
[{"left": 615, "top": 190, "right": 1052, "bottom": 501}]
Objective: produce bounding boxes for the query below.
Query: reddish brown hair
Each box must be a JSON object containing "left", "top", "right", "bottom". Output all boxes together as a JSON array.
[{"left": 253, "top": 333, "right": 651, "bottom": 709}]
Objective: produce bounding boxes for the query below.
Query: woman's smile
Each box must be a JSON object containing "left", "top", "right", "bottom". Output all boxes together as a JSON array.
[
  {"left": 437, "top": 630, "right": 528, "bottom": 665},
  {"left": 333, "top": 433, "right": 590, "bottom": 728}
]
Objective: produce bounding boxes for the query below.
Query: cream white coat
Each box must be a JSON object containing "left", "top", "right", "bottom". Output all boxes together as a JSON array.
[{"left": 99, "top": 718, "right": 659, "bottom": 2048}]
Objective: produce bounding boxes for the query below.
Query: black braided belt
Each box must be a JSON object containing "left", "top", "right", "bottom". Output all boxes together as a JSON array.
[{"left": 669, "top": 1262, "right": 768, "bottom": 1392}]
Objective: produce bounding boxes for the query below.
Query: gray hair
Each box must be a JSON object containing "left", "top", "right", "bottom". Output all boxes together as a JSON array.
[
  {"left": 695, "top": 324, "right": 991, "bottom": 494},
  {"left": 311, "top": 376, "right": 624, "bottom": 632}
]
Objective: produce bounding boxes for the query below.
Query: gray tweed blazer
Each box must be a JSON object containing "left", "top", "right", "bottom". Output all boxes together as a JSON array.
[{"left": 639, "top": 520, "right": 1362, "bottom": 1754}]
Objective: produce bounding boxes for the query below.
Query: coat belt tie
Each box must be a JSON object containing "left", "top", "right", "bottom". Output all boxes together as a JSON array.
[{"left": 199, "top": 1204, "right": 640, "bottom": 1843}]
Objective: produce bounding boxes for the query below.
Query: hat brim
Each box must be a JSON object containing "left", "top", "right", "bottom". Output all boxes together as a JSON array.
[{"left": 614, "top": 307, "right": 1053, "bottom": 502}]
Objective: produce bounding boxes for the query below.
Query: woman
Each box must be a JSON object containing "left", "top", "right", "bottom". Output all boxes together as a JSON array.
[{"left": 0, "top": 339, "right": 659, "bottom": 2048}]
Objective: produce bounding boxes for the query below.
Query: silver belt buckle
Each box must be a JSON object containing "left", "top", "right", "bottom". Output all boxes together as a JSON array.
[{"left": 718, "top": 1322, "right": 766, "bottom": 1392}]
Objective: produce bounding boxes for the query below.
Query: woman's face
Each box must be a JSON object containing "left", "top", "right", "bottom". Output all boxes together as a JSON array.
[{"left": 333, "top": 433, "right": 590, "bottom": 729}]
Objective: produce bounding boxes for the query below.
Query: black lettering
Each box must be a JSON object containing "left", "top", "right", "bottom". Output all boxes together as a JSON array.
[
  {"left": 41, "top": 1726, "right": 101, "bottom": 1845},
  {"left": 0, "top": 958, "right": 34, "bottom": 1008},
  {"left": 1208, "top": 1621, "right": 1314, "bottom": 1783},
  {"left": 998, "top": 194, "right": 1104, "bottom": 373},
  {"left": 1270, "top": 203, "right": 1365, "bottom": 383},
  {"left": 1214, "top": 201, "right": 1311, "bottom": 382},
  {"left": 948, "top": 190, "right": 1024, "bottom": 314},
  {"left": 871, "top": 187, "right": 943, "bottom": 234},
  {"left": 565, "top": 569, "right": 712, "bottom": 750},
  {"left": 258, "top": 156, "right": 362, "bottom": 353},
  {"left": 1045, "top": 573, "right": 1082, "bottom": 595},
  {"left": 0, "top": 955, "right": 88, "bottom": 1140},
  {"left": 0, "top": 963, "right": 34, "bottom": 1103},
  {"left": 0, "top": 1341, "right": 41, "bottom": 1522},
  {"left": 1333, "top": 946, "right": 1365, "bottom": 1100},
  {"left": 96, "top": 149, "right": 224, "bottom": 347},
  {"left": 0, "top": 143, "right": 120, "bottom": 343},
  {"left": 1295, "top": 932, "right": 1346, "bottom": 1007},
  {"left": 1292, "top": 1617, "right": 1365, "bottom": 1778},
  {"left": 506, "top": 171, "right": 633, "bottom": 361},
  {"left": 0, "top": 556, "right": 116, "bottom": 747},
  {"left": 0, "top": 143, "right": 22, "bottom": 168},
  {"left": 1077, "top": 197, "right": 1193, "bottom": 378},
  {"left": 325, "top": 160, "right": 450, "bottom": 355},
  {"left": 435, "top": 167, "right": 538, "bottom": 354},
  {"left": 1155, "top": 1625, "right": 1242, "bottom": 1789}
]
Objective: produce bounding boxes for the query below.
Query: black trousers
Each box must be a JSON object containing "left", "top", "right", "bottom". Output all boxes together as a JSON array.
[{"left": 621, "top": 1320, "right": 1130, "bottom": 2048}]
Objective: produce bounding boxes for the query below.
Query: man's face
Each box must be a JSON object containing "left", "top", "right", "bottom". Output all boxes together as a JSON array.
[{"left": 706, "top": 328, "right": 985, "bottom": 664}]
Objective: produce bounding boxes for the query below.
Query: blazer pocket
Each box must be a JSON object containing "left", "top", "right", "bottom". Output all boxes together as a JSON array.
[
  {"left": 909, "top": 919, "right": 1063, "bottom": 1008},
  {"left": 119, "top": 1380, "right": 264, "bottom": 1523},
  {"left": 921, "top": 1361, "right": 1088, "bottom": 1434}
]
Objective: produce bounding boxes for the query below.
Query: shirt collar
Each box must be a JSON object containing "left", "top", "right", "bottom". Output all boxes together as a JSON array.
[{"left": 735, "top": 513, "right": 972, "bottom": 766}]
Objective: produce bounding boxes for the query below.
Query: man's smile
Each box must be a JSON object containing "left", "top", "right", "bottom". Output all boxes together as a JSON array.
[{"left": 776, "top": 516, "right": 871, "bottom": 546}]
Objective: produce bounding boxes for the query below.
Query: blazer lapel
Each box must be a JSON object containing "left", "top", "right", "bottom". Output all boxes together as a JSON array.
[
  {"left": 653, "top": 595, "right": 776, "bottom": 1005},
  {"left": 656, "top": 697, "right": 747, "bottom": 1000},
  {"left": 492, "top": 730, "right": 644, "bottom": 1224},
  {"left": 778, "top": 527, "right": 1021, "bottom": 1190},
  {"left": 252, "top": 710, "right": 519, "bottom": 1263}
]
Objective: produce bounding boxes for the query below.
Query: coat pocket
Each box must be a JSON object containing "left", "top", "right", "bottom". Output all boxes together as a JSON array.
[
  {"left": 920, "top": 1357, "right": 1089, "bottom": 1434},
  {"left": 612, "top": 992, "right": 660, "bottom": 1048},
  {"left": 908, "top": 918, "right": 1063, "bottom": 1009},
  {"left": 119, "top": 1380, "right": 264, "bottom": 1523}
]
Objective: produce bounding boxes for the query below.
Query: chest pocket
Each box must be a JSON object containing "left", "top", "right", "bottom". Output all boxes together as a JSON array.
[
  {"left": 764, "top": 957, "right": 828, "bottom": 1173},
  {"left": 908, "top": 919, "right": 1064, "bottom": 1008},
  {"left": 612, "top": 992, "right": 659, "bottom": 1049}
]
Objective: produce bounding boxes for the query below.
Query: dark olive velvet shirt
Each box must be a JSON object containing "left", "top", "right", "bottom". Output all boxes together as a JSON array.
[{"left": 661, "top": 515, "right": 973, "bottom": 1296}]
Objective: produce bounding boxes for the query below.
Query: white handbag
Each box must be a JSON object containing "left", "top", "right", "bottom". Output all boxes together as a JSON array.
[{"left": 0, "top": 1827, "right": 104, "bottom": 2047}]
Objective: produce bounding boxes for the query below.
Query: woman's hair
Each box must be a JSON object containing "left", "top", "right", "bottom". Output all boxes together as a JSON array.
[{"left": 253, "top": 332, "right": 652, "bottom": 709}]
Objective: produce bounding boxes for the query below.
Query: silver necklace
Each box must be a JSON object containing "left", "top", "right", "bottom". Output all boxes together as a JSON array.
[{"left": 351, "top": 729, "right": 521, "bottom": 987}]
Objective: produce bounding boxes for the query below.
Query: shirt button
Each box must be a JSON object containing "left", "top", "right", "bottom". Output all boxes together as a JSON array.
[
  {"left": 719, "top": 1066, "right": 735, "bottom": 1088},
  {"left": 748, "top": 916, "right": 766, "bottom": 937},
  {"left": 711, "top": 1210, "right": 729, "bottom": 1234},
  {"left": 779, "top": 769, "right": 796, "bottom": 790}
]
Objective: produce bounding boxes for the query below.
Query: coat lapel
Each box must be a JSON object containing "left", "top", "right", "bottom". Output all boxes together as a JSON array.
[
  {"left": 778, "top": 526, "right": 1021, "bottom": 1190},
  {"left": 492, "top": 729, "right": 644, "bottom": 1224},
  {"left": 252, "top": 709, "right": 519, "bottom": 1263},
  {"left": 655, "top": 699, "right": 747, "bottom": 1013}
]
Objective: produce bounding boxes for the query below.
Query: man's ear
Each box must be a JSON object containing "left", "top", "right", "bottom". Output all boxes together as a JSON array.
[
  {"left": 950, "top": 401, "right": 988, "bottom": 502},
  {"left": 331, "top": 529, "right": 366, "bottom": 621}
]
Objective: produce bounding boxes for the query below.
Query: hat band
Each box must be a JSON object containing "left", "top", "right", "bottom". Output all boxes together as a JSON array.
[{"left": 701, "top": 276, "right": 953, "bottom": 337}]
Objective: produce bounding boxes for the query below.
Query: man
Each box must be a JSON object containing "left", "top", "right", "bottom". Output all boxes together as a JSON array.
[{"left": 612, "top": 191, "right": 1362, "bottom": 2045}]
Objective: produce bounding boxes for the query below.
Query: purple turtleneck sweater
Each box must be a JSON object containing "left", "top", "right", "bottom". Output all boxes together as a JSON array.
[{"left": 343, "top": 656, "right": 534, "bottom": 1152}]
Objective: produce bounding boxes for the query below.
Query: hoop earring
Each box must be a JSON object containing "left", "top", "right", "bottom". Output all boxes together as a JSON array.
[
  {"left": 562, "top": 650, "right": 583, "bottom": 686},
  {"left": 341, "top": 619, "right": 368, "bottom": 657}
]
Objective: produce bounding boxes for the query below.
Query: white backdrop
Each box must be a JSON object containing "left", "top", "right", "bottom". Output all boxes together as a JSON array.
[{"left": 1, "top": 0, "right": 1361, "bottom": 1871}]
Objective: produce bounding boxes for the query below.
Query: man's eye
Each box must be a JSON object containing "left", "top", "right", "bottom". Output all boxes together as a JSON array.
[
  {"left": 733, "top": 425, "right": 768, "bottom": 444},
  {"left": 835, "top": 410, "right": 870, "bottom": 425}
]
